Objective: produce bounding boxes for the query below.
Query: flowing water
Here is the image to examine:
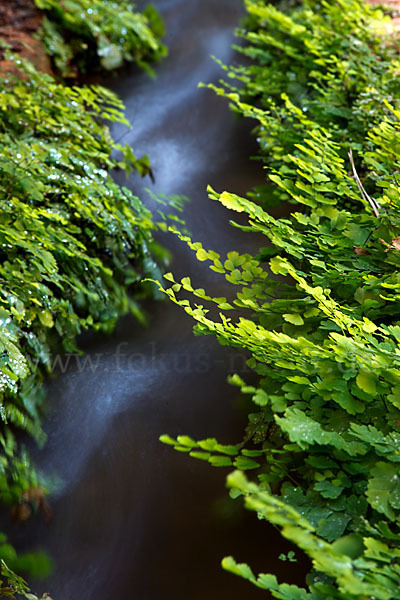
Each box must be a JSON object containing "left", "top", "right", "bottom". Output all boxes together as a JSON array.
[{"left": 12, "top": 1, "right": 307, "bottom": 598}]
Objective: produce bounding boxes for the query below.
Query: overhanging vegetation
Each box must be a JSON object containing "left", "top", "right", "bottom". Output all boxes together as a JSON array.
[{"left": 159, "top": 1, "right": 400, "bottom": 597}]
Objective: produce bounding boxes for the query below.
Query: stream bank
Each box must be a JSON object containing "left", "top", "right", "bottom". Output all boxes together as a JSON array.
[{"left": 10, "top": 2, "right": 307, "bottom": 598}]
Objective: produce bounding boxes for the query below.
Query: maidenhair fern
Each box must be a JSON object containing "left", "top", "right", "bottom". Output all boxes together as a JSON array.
[
  {"left": 0, "top": 52, "right": 169, "bottom": 580},
  {"left": 34, "top": 0, "right": 167, "bottom": 77},
  {"left": 0, "top": 560, "right": 52, "bottom": 599},
  {"left": 159, "top": 1, "right": 400, "bottom": 598}
]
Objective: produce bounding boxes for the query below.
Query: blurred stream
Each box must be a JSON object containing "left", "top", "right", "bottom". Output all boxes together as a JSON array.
[{"left": 12, "top": 2, "right": 306, "bottom": 598}]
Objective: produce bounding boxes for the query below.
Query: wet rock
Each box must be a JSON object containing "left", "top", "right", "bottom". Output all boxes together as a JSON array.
[{"left": 0, "top": 0, "right": 52, "bottom": 75}]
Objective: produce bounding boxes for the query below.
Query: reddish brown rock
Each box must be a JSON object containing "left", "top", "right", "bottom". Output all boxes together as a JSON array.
[{"left": 0, "top": 0, "right": 51, "bottom": 74}]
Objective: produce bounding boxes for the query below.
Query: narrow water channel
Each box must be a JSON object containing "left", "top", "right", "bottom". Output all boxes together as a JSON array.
[{"left": 12, "top": 2, "right": 306, "bottom": 598}]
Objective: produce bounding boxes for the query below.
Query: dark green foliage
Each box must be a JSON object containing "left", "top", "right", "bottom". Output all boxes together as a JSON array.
[
  {"left": 0, "top": 52, "right": 168, "bottom": 551},
  {"left": 159, "top": 1, "right": 400, "bottom": 598},
  {"left": 0, "top": 560, "right": 52, "bottom": 599},
  {"left": 0, "top": 532, "right": 52, "bottom": 581},
  {"left": 34, "top": 0, "right": 167, "bottom": 77}
]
